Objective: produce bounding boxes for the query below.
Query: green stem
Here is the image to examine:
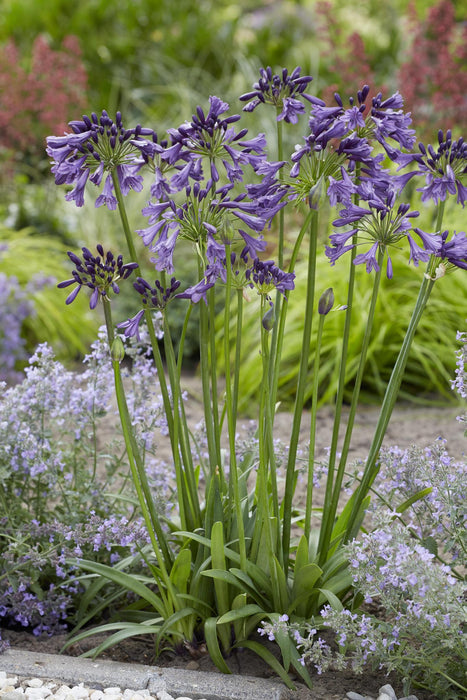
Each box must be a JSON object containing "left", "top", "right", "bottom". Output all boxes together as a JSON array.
[
  {"left": 110, "top": 171, "right": 175, "bottom": 450},
  {"left": 268, "top": 115, "right": 285, "bottom": 406},
  {"left": 304, "top": 312, "right": 326, "bottom": 540},
  {"left": 282, "top": 209, "right": 318, "bottom": 570},
  {"left": 162, "top": 311, "right": 200, "bottom": 531},
  {"left": 233, "top": 290, "right": 243, "bottom": 435},
  {"left": 198, "top": 265, "right": 221, "bottom": 485},
  {"left": 257, "top": 298, "right": 278, "bottom": 559},
  {"left": 345, "top": 272, "right": 435, "bottom": 541},
  {"left": 102, "top": 298, "right": 173, "bottom": 569},
  {"left": 224, "top": 245, "right": 247, "bottom": 569},
  {"left": 318, "top": 247, "right": 384, "bottom": 564},
  {"left": 270, "top": 208, "right": 315, "bottom": 413}
]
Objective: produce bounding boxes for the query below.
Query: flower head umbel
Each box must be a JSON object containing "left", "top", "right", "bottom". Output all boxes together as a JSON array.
[
  {"left": 245, "top": 258, "right": 295, "bottom": 298},
  {"left": 240, "top": 66, "right": 315, "bottom": 123},
  {"left": 289, "top": 87, "right": 417, "bottom": 206},
  {"left": 138, "top": 180, "right": 281, "bottom": 273},
  {"left": 426, "top": 230, "right": 467, "bottom": 277},
  {"left": 166, "top": 96, "right": 267, "bottom": 185},
  {"left": 117, "top": 277, "right": 181, "bottom": 339},
  {"left": 400, "top": 130, "right": 467, "bottom": 206},
  {"left": 326, "top": 176, "right": 439, "bottom": 278},
  {"left": 57, "top": 245, "right": 138, "bottom": 308},
  {"left": 46, "top": 111, "right": 154, "bottom": 208}
]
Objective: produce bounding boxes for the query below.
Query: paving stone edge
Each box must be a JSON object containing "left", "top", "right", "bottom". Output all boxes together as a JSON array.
[{"left": 0, "top": 649, "right": 289, "bottom": 700}]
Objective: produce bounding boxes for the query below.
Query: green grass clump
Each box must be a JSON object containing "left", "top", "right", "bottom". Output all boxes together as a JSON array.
[{"left": 218, "top": 249, "right": 465, "bottom": 413}]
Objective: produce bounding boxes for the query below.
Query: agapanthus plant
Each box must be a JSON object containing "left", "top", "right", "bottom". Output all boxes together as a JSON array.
[{"left": 45, "top": 73, "right": 467, "bottom": 691}]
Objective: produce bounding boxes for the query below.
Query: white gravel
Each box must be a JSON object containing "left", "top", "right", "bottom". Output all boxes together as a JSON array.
[
  {"left": 0, "top": 672, "right": 423, "bottom": 700},
  {"left": 0, "top": 673, "right": 202, "bottom": 700}
]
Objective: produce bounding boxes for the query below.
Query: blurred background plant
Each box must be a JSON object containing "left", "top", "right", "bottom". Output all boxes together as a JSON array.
[{"left": 0, "top": 0, "right": 466, "bottom": 399}]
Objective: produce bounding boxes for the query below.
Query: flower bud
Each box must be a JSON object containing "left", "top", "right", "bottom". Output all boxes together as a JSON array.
[
  {"left": 308, "top": 176, "right": 325, "bottom": 210},
  {"left": 318, "top": 287, "right": 334, "bottom": 315},
  {"left": 262, "top": 303, "right": 275, "bottom": 331},
  {"left": 110, "top": 336, "right": 125, "bottom": 363}
]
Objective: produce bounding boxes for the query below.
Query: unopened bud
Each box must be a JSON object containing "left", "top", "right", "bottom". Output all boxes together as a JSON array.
[
  {"left": 308, "top": 176, "right": 325, "bottom": 210},
  {"left": 318, "top": 287, "right": 334, "bottom": 315},
  {"left": 110, "top": 336, "right": 125, "bottom": 362},
  {"left": 262, "top": 303, "right": 275, "bottom": 331}
]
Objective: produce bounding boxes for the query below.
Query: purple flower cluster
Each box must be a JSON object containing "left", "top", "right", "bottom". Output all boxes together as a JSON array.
[
  {"left": 239, "top": 66, "right": 315, "bottom": 123},
  {"left": 398, "top": 129, "right": 467, "bottom": 206},
  {"left": 46, "top": 110, "right": 153, "bottom": 208},
  {"left": 326, "top": 177, "right": 438, "bottom": 277},
  {"left": 57, "top": 244, "right": 138, "bottom": 308}
]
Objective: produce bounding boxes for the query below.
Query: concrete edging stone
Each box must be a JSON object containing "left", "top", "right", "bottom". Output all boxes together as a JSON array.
[{"left": 0, "top": 649, "right": 288, "bottom": 700}]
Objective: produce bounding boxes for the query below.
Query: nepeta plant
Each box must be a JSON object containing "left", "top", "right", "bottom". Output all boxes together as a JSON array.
[
  {"left": 0, "top": 325, "right": 171, "bottom": 637},
  {"left": 44, "top": 70, "right": 466, "bottom": 689}
]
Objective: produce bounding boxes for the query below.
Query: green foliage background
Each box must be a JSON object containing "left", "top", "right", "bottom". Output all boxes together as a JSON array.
[{"left": 0, "top": 0, "right": 465, "bottom": 401}]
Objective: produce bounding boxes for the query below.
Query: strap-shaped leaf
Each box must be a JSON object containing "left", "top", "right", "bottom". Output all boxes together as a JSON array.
[
  {"left": 217, "top": 603, "right": 263, "bottom": 624},
  {"left": 169, "top": 547, "right": 191, "bottom": 594},
  {"left": 61, "top": 621, "right": 164, "bottom": 655},
  {"left": 396, "top": 486, "right": 432, "bottom": 513},
  {"left": 204, "top": 617, "right": 232, "bottom": 674},
  {"left": 76, "top": 559, "right": 167, "bottom": 617},
  {"left": 294, "top": 535, "right": 309, "bottom": 575},
  {"left": 317, "top": 587, "right": 344, "bottom": 611},
  {"left": 237, "top": 640, "right": 295, "bottom": 690}
]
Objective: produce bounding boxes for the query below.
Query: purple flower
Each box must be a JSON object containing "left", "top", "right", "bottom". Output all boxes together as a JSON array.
[
  {"left": 370, "top": 91, "right": 416, "bottom": 157},
  {"left": 175, "top": 278, "right": 215, "bottom": 304},
  {"left": 433, "top": 230, "right": 467, "bottom": 271},
  {"left": 326, "top": 176, "right": 433, "bottom": 277},
  {"left": 46, "top": 111, "right": 152, "bottom": 208},
  {"left": 239, "top": 66, "right": 316, "bottom": 122},
  {"left": 412, "top": 131, "right": 467, "bottom": 206},
  {"left": 57, "top": 245, "right": 138, "bottom": 308},
  {"left": 138, "top": 182, "right": 274, "bottom": 273},
  {"left": 167, "top": 96, "right": 267, "bottom": 185},
  {"left": 245, "top": 258, "right": 295, "bottom": 298}
]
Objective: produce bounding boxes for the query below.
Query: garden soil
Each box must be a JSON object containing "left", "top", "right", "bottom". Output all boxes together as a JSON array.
[{"left": 2, "top": 375, "right": 463, "bottom": 700}]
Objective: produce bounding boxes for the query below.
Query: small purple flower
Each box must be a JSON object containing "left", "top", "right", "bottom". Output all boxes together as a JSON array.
[
  {"left": 47, "top": 111, "right": 153, "bottom": 208},
  {"left": 239, "top": 66, "right": 316, "bottom": 123},
  {"left": 57, "top": 245, "right": 138, "bottom": 308}
]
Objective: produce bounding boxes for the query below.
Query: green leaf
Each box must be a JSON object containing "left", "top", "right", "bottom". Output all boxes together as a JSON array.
[
  {"left": 76, "top": 559, "right": 166, "bottom": 617},
  {"left": 294, "top": 535, "right": 309, "bottom": 574},
  {"left": 170, "top": 547, "right": 192, "bottom": 594},
  {"left": 396, "top": 487, "right": 432, "bottom": 513},
  {"left": 155, "top": 607, "right": 197, "bottom": 656},
  {"left": 204, "top": 617, "right": 232, "bottom": 674},
  {"left": 236, "top": 640, "right": 296, "bottom": 690},
  {"left": 62, "top": 621, "right": 164, "bottom": 655},
  {"left": 317, "top": 587, "right": 344, "bottom": 611},
  {"left": 217, "top": 604, "right": 263, "bottom": 624},
  {"left": 270, "top": 555, "right": 289, "bottom": 612}
]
